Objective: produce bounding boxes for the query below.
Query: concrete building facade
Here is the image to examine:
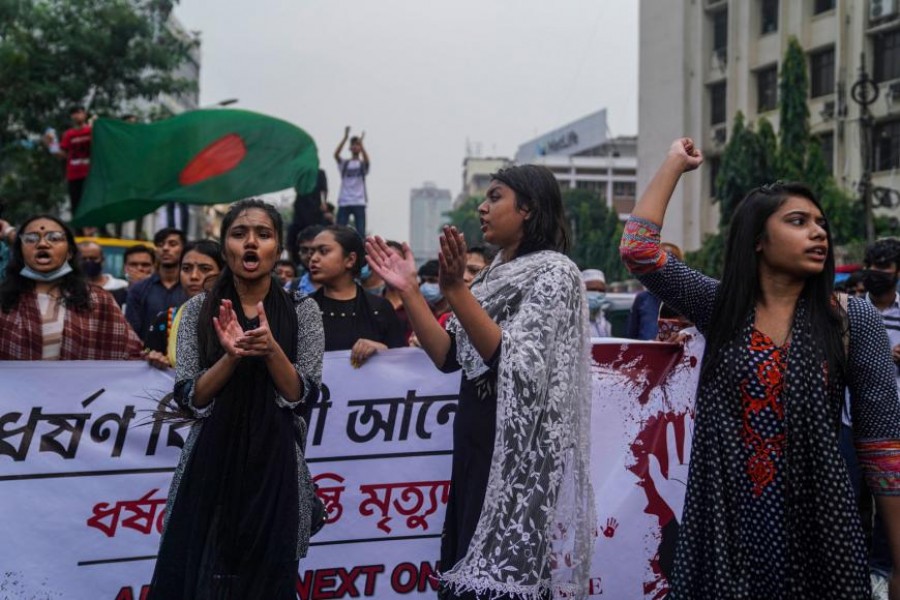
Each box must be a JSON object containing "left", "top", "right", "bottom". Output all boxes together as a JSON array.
[
  {"left": 410, "top": 182, "right": 452, "bottom": 262},
  {"left": 516, "top": 109, "right": 638, "bottom": 218},
  {"left": 639, "top": 0, "right": 900, "bottom": 251}
]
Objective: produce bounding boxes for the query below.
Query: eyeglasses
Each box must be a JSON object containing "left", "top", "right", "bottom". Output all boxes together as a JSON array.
[{"left": 21, "top": 231, "right": 67, "bottom": 245}]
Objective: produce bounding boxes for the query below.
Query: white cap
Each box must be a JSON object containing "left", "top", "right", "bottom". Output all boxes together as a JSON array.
[{"left": 581, "top": 269, "right": 606, "bottom": 284}]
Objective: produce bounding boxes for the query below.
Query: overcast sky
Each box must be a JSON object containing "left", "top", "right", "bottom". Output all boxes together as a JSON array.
[{"left": 175, "top": 0, "right": 639, "bottom": 242}]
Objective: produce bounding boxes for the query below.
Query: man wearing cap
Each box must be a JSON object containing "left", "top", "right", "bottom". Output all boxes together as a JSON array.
[{"left": 582, "top": 269, "right": 612, "bottom": 338}]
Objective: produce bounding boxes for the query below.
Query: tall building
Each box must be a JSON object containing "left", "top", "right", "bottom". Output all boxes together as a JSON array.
[
  {"left": 516, "top": 109, "right": 638, "bottom": 218},
  {"left": 456, "top": 156, "right": 512, "bottom": 208},
  {"left": 640, "top": 0, "right": 900, "bottom": 251},
  {"left": 410, "top": 182, "right": 452, "bottom": 263}
]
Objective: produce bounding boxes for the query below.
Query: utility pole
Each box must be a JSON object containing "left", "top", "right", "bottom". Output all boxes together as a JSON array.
[{"left": 851, "top": 54, "right": 880, "bottom": 243}]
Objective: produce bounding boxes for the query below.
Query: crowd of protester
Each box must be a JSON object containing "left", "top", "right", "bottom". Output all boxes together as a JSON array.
[{"left": 5, "top": 135, "right": 900, "bottom": 597}]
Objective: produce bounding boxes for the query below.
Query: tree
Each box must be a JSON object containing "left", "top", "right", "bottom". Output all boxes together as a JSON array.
[
  {"left": 0, "top": 0, "right": 197, "bottom": 222},
  {"left": 444, "top": 196, "right": 485, "bottom": 247},
  {"left": 563, "top": 188, "right": 627, "bottom": 282},
  {"left": 778, "top": 37, "right": 811, "bottom": 182}
]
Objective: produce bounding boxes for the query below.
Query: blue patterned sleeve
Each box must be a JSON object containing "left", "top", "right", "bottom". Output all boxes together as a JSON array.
[{"left": 846, "top": 297, "right": 900, "bottom": 495}]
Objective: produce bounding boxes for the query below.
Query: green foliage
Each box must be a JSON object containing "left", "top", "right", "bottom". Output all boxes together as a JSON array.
[
  {"left": 444, "top": 196, "right": 485, "bottom": 247},
  {"left": 0, "top": 0, "right": 196, "bottom": 221},
  {"left": 706, "top": 34, "right": 868, "bottom": 269},
  {"left": 685, "top": 233, "right": 725, "bottom": 279},
  {"left": 563, "top": 188, "right": 627, "bottom": 282},
  {"left": 778, "top": 37, "right": 811, "bottom": 182}
]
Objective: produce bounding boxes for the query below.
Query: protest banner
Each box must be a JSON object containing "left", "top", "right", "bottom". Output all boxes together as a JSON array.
[{"left": 0, "top": 338, "right": 702, "bottom": 599}]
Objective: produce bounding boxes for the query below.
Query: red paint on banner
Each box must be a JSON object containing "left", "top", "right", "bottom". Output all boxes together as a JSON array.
[
  {"left": 113, "top": 585, "right": 150, "bottom": 600},
  {"left": 592, "top": 343, "right": 683, "bottom": 405},
  {"left": 178, "top": 134, "right": 247, "bottom": 185}
]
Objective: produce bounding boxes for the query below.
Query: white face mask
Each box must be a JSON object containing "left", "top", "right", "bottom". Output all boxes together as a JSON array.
[{"left": 20, "top": 263, "right": 73, "bottom": 282}]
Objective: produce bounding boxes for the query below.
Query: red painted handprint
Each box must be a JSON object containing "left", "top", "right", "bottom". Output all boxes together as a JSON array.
[{"left": 603, "top": 517, "right": 619, "bottom": 538}]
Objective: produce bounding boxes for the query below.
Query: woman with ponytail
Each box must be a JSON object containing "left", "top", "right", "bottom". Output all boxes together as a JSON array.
[{"left": 148, "top": 199, "right": 324, "bottom": 599}]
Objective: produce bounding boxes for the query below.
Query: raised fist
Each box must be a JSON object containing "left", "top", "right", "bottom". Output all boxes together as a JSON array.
[{"left": 668, "top": 138, "right": 704, "bottom": 173}]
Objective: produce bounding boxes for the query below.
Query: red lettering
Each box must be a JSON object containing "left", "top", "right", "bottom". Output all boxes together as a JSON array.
[
  {"left": 391, "top": 562, "right": 418, "bottom": 594},
  {"left": 589, "top": 576, "right": 603, "bottom": 595},
  {"left": 296, "top": 565, "right": 385, "bottom": 599},
  {"left": 314, "top": 568, "right": 339, "bottom": 599},
  {"left": 138, "top": 585, "right": 151, "bottom": 600},
  {"left": 114, "top": 587, "right": 134, "bottom": 600},
  {"left": 417, "top": 561, "right": 440, "bottom": 592}
]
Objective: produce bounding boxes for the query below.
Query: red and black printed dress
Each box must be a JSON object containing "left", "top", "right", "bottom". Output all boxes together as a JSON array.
[{"left": 620, "top": 215, "right": 900, "bottom": 599}]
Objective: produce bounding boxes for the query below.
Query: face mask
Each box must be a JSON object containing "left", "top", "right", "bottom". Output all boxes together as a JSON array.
[
  {"left": 80, "top": 260, "right": 103, "bottom": 278},
  {"left": 586, "top": 291, "right": 607, "bottom": 313},
  {"left": 367, "top": 284, "right": 386, "bottom": 297},
  {"left": 863, "top": 270, "right": 897, "bottom": 296},
  {"left": 420, "top": 282, "right": 443, "bottom": 305},
  {"left": 20, "top": 263, "right": 73, "bottom": 283}
]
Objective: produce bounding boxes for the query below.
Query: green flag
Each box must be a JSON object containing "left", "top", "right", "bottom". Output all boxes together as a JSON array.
[{"left": 74, "top": 109, "right": 319, "bottom": 226}]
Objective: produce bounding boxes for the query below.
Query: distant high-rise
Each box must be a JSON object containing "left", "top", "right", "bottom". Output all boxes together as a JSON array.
[{"left": 410, "top": 182, "right": 452, "bottom": 264}]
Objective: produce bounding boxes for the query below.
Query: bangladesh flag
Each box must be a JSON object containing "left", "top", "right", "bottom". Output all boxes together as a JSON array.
[{"left": 74, "top": 109, "right": 319, "bottom": 225}]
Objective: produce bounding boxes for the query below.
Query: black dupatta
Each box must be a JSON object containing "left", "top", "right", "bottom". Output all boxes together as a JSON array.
[{"left": 150, "top": 279, "right": 300, "bottom": 600}]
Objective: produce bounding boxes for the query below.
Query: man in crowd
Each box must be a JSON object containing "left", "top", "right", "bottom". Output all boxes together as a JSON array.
[
  {"left": 287, "top": 167, "right": 328, "bottom": 261},
  {"left": 840, "top": 238, "right": 900, "bottom": 598},
  {"left": 274, "top": 259, "right": 297, "bottom": 288},
  {"left": 334, "top": 127, "right": 370, "bottom": 235},
  {"left": 582, "top": 269, "right": 612, "bottom": 338},
  {"left": 126, "top": 228, "right": 186, "bottom": 342},
  {"left": 123, "top": 245, "right": 156, "bottom": 287},
  {"left": 463, "top": 246, "right": 493, "bottom": 286},
  {"left": 77, "top": 241, "right": 128, "bottom": 307},
  {"left": 54, "top": 106, "right": 93, "bottom": 217},
  {"left": 286, "top": 225, "right": 323, "bottom": 295}
]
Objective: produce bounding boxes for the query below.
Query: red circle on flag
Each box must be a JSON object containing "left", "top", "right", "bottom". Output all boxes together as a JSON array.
[{"left": 179, "top": 133, "right": 247, "bottom": 185}]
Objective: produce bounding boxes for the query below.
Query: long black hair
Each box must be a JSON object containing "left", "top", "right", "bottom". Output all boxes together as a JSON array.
[
  {"left": 198, "top": 198, "right": 285, "bottom": 362},
  {"left": 181, "top": 239, "right": 225, "bottom": 270},
  {"left": 0, "top": 214, "right": 91, "bottom": 313},
  {"left": 703, "top": 183, "right": 845, "bottom": 380},
  {"left": 490, "top": 164, "right": 570, "bottom": 258},
  {"left": 319, "top": 225, "right": 365, "bottom": 277}
]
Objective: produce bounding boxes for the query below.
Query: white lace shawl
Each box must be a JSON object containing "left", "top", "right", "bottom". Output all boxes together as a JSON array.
[{"left": 443, "top": 250, "right": 596, "bottom": 600}]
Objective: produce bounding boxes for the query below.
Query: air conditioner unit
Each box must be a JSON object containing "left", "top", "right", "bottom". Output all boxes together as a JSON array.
[
  {"left": 820, "top": 100, "right": 836, "bottom": 119},
  {"left": 889, "top": 81, "right": 900, "bottom": 99},
  {"left": 871, "top": 0, "right": 898, "bottom": 21},
  {"left": 712, "top": 125, "right": 727, "bottom": 146}
]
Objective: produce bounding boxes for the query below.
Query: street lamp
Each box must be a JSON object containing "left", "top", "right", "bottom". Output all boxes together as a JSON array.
[
  {"left": 198, "top": 98, "right": 239, "bottom": 109},
  {"left": 851, "top": 54, "right": 879, "bottom": 243}
]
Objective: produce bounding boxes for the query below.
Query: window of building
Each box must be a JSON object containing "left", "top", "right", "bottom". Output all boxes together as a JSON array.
[
  {"left": 819, "top": 131, "right": 834, "bottom": 175},
  {"left": 574, "top": 167, "right": 607, "bottom": 176},
  {"left": 756, "top": 65, "right": 778, "bottom": 112},
  {"left": 612, "top": 181, "right": 636, "bottom": 199},
  {"left": 612, "top": 168, "right": 637, "bottom": 177},
  {"left": 809, "top": 47, "right": 836, "bottom": 98},
  {"left": 760, "top": 0, "right": 779, "bottom": 34},
  {"left": 710, "top": 81, "right": 727, "bottom": 125},
  {"left": 813, "top": 0, "right": 835, "bottom": 14},
  {"left": 557, "top": 180, "right": 572, "bottom": 191},
  {"left": 708, "top": 156, "right": 721, "bottom": 199},
  {"left": 712, "top": 9, "right": 728, "bottom": 54},
  {"left": 875, "top": 120, "right": 900, "bottom": 171},
  {"left": 575, "top": 180, "right": 605, "bottom": 193},
  {"left": 875, "top": 30, "right": 900, "bottom": 83}
]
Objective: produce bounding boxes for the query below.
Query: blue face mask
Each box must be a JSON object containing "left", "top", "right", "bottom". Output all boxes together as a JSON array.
[
  {"left": 20, "top": 263, "right": 73, "bottom": 283},
  {"left": 420, "top": 282, "right": 443, "bottom": 305},
  {"left": 586, "top": 290, "right": 606, "bottom": 313},
  {"left": 367, "top": 284, "right": 386, "bottom": 297}
]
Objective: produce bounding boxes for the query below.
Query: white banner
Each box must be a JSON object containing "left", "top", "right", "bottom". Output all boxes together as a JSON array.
[{"left": 0, "top": 339, "right": 702, "bottom": 599}]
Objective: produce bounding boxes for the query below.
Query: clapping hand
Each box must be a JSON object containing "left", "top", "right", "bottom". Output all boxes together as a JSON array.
[
  {"left": 235, "top": 302, "right": 277, "bottom": 358},
  {"left": 365, "top": 237, "right": 418, "bottom": 295},
  {"left": 212, "top": 300, "right": 277, "bottom": 358},
  {"left": 438, "top": 226, "right": 467, "bottom": 292}
]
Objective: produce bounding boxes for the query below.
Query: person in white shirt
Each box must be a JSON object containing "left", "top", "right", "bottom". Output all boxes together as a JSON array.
[
  {"left": 582, "top": 268, "right": 612, "bottom": 338},
  {"left": 333, "top": 126, "right": 370, "bottom": 236}
]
